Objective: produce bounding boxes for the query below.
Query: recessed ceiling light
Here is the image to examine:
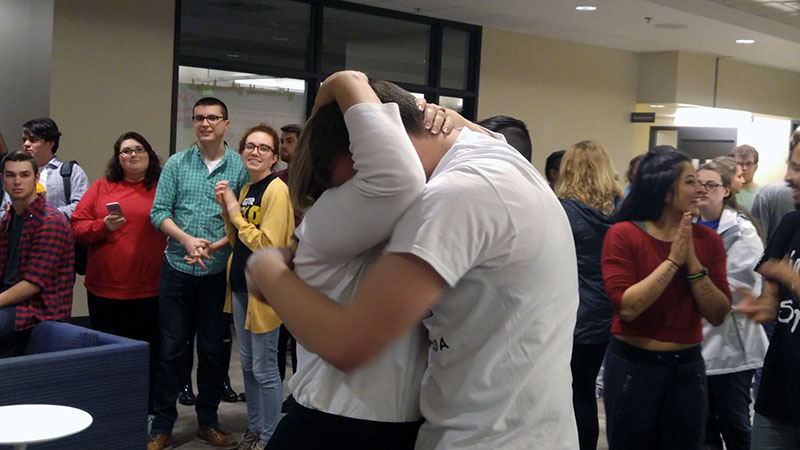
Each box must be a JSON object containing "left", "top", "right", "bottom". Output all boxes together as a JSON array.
[
  {"left": 576, "top": 6, "right": 597, "bottom": 11},
  {"left": 736, "top": 39, "right": 755, "bottom": 44},
  {"left": 650, "top": 105, "right": 665, "bottom": 108}
]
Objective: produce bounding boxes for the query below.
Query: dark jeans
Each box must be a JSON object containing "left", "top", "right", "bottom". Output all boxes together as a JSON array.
[
  {"left": 704, "top": 370, "right": 755, "bottom": 450},
  {"left": 87, "top": 291, "right": 160, "bottom": 412},
  {"left": 177, "top": 313, "right": 233, "bottom": 392},
  {"left": 603, "top": 337, "right": 707, "bottom": 450},
  {"left": 266, "top": 402, "right": 423, "bottom": 450},
  {"left": 571, "top": 342, "right": 608, "bottom": 450},
  {"left": 277, "top": 324, "right": 296, "bottom": 380},
  {"left": 151, "top": 261, "right": 228, "bottom": 434},
  {"left": 753, "top": 321, "right": 775, "bottom": 400}
]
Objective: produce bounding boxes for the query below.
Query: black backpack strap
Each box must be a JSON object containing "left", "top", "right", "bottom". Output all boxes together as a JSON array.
[{"left": 59, "top": 161, "right": 76, "bottom": 203}]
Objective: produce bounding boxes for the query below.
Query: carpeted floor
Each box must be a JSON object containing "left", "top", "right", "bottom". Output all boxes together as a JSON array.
[{"left": 169, "top": 334, "right": 610, "bottom": 449}]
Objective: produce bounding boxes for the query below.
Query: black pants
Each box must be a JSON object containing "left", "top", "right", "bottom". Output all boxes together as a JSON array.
[
  {"left": 571, "top": 342, "right": 608, "bottom": 450},
  {"left": 180, "top": 312, "right": 233, "bottom": 389},
  {"left": 266, "top": 403, "right": 423, "bottom": 450},
  {"left": 151, "top": 261, "right": 228, "bottom": 434},
  {"left": 277, "top": 324, "right": 296, "bottom": 380},
  {"left": 0, "top": 327, "right": 32, "bottom": 358},
  {"left": 705, "top": 370, "right": 755, "bottom": 450},
  {"left": 87, "top": 291, "right": 160, "bottom": 411},
  {"left": 603, "top": 337, "right": 707, "bottom": 450}
]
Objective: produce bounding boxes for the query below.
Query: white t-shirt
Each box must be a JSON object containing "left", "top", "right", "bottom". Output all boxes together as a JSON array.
[
  {"left": 386, "top": 128, "right": 580, "bottom": 449},
  {"left": 204, "top": 157, "right": 221, "bottom": 173},
  {"left": 290, "top": 102, "right": 428, "bottom": 422}
]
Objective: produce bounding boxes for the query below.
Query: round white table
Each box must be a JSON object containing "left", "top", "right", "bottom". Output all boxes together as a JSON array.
[{"left": 0, "top": 404, "right": 93, "bottom": 450}]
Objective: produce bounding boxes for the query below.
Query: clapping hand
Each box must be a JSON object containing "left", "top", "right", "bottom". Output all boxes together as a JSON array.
[
  {"left": 735, "top": 288, "right": 777, "bottom": 322},
  {"left": 668, "top": 212, "right": 693, "bottom": 266}
]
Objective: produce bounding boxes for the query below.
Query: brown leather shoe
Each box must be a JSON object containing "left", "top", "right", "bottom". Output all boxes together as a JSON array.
[
  {"left": 147, "top": 433, "right": 173, "bottom": 450},
  {"left": 198, "top": 427, "right": 238, "bottom": 448}
]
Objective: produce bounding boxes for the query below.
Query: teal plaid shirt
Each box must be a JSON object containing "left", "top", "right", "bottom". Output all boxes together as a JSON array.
[{"left": 151, "top": 144, "right": 250, "bottom": 275}]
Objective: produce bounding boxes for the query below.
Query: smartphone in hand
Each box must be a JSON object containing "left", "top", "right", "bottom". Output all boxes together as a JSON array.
[{"left": 106, "top": 202, "right": 125, "bottom": 218}]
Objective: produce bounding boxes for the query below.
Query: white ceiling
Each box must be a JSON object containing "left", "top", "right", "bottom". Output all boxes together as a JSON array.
[{"left": 350, "top": 0, "right": 800, "bottom": 73}]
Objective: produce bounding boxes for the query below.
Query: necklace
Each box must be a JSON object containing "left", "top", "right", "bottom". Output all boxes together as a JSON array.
[{"left": 125, "top": 176, "right": 145, "bottom": 183}]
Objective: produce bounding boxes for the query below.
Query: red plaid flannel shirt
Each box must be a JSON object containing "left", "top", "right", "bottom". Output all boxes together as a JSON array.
[{"left": 0, "top": 194, "right": 74, "bottom": 330}]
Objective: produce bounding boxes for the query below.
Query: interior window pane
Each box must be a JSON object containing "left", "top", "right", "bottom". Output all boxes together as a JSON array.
[
  {"left": 322, "top": 8, "right": 429, "bottom": 85},
  {"left": 439, "top": 95, "right": 464, "bottom": 114},
  {"left": 441, "top": 28, "right": 470, "bottom": 90},
  {"left": 176, "top": 66, "right": 307, "bottom": 171},
  {"left": 180, "top": 0, "right": 309, "bottom": 71}
]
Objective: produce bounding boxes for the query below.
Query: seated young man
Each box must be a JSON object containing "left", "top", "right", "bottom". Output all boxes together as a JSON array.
[
  {"left": 247, "top": 71, "right": 580, "bottom": 450},
  {"left": 0, "top": 151, "right": 74, "bottom": 357}
]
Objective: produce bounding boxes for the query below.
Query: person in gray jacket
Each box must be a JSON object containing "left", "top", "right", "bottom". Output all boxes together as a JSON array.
[{"left": 695, "top": 159, "right": 768, "bottom": 450}]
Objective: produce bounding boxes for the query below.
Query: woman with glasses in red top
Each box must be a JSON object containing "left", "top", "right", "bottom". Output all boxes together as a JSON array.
[
  {"left": 71, "top": 131, "right": 166, "bottom": 411},
  {"left": 601, "top": 145, "right": 731, "bottom": 449}
]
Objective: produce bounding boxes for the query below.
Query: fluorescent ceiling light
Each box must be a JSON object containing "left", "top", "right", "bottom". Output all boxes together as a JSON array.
[
  {"left": 736, "top": 39, "right": 755, "bottom": 44},
  {"left": 233, "top": 77, "right": 305, "bottom": 93},
  {"left": 674, "top": 106, "right": 752, "bottom": 127},
  {"left": 650, "top": 104, "right": 665, "bottom": 108},
  {"left": 576, "top": 6, "right": 597, "bottom": 11}
]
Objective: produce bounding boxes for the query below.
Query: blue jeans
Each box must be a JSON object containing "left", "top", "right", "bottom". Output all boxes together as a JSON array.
[
  {"left": 233, "top": 291, "right": 282, "bottom": 443},
  {"left": 151, "top": 260, "right": 228, "bottom": 434},
  {"left": 752, "top": 412, "right": 800, "bottom": 449},
  {"left": 603, "top": 337, "right": 707, "bottom": 450},
  {"left": 705, "top": 370, "right": 755, "bottom": 450}
]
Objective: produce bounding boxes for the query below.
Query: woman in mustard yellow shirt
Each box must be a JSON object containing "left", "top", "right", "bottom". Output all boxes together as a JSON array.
[{"left": 215, "top": 123, "right": 294, "bottom": 450}]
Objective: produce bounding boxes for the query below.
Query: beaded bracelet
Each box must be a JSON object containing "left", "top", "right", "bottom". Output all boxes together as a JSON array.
[{"left": 687, "top": 267, "right": 708, "bottom": 281}]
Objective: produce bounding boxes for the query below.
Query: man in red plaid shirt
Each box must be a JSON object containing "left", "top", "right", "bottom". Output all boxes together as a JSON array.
[{"left": 0, "top": 151, "right": 73, "bottom": 357}]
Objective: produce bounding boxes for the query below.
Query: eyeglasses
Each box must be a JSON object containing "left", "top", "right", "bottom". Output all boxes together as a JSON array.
[
  {"left": 192, "top": 114, "right": 225, "bottom": 124},
  {"left": 698, "top": 181, "right": 722, "bottom": 191},
  {"left": 119, "top": 146, "right": 146, "bottom": 157},
  {"left": 244, "top": 142, "right": 274, "bottom": 154},
  {"left": 740, "top": 161, "right": 756, "bottom": 168}
]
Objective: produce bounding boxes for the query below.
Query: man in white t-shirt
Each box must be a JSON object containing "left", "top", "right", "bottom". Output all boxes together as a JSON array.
[{"left": 248, "top": 71, "right": 579, "bottom": 450}]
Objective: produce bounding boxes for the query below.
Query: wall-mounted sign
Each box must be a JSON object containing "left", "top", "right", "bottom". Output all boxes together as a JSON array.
[{"left": 630, "top": 112, "right": 656, "bottom": 123}]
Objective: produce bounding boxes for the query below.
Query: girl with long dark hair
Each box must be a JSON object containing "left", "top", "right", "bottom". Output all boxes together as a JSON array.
[{"left": 601, "top": 145, "right": 731, "bottom": 449}]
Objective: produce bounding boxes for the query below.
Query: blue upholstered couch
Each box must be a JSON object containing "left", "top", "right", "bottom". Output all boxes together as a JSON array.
[{"left": 0, "top": 321, "right": 149, "bottom": 449}]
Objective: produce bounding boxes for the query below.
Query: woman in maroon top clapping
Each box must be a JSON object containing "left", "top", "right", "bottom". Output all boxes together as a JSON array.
[{"left": 600, "top": 146, "right": 731, "bottom": 450}]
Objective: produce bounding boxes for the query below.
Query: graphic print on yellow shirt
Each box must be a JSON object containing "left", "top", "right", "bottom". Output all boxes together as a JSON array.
[{"left": 229, "top": 173, "right": 275, "bottom": 292}]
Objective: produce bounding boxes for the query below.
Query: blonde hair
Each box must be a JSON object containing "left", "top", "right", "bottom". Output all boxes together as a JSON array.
[{"left": 555, "top": 140, "right": 623, "bottom": 215}]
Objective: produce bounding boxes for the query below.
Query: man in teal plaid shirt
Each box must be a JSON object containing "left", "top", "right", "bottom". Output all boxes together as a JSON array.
[{"left": 148, "top": 97, "right": 249, "bottom": 450}]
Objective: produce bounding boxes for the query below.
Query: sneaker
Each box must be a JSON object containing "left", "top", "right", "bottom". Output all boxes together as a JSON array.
[
  {"left": 178, "top": 383, "right": 196, "bottom": 406},
  {"left": 281, "top": 394, "right": 297, "bottom": 413},
  {"left": 252, "top": 441, "right": 267, "bottom": 450},
  {"left": 238, "top": 430, "right": 259, "bottom": 450},
  {"left": 221, "top": 377, "right": 239, "bottom": 403},
  {"left": 147, "top": 433, "right": 173, "bottom": 450},
  {"left": 198, "top": 427, "right": 237, "bottom": 449}
]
